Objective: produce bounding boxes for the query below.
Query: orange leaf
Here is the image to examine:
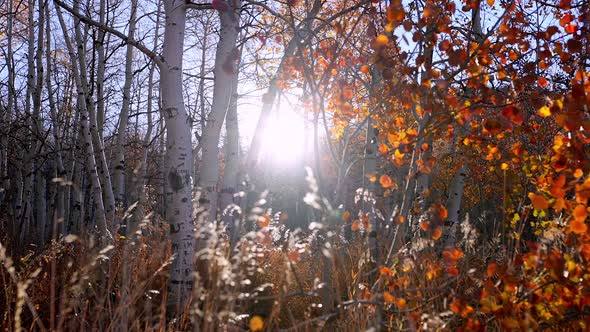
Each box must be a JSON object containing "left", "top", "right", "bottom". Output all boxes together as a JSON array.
[
  {"left": 574, "top": 169, "right": 584, "bottom": 178},
  {"left": 351, "top": 220, "right": 361, "bottom": 231},
  {"left": 530, "top": 194, "right": 549, "bottom": 210},
  {"left": 570, "top": 219, "right": 587, "bottom": 235},
  {"left": 487, "top": 262, "right": 497, "bottom": 277},
  {"left": 342, "top": 210, "right": 351, "bottom": 221},
  {"left": 538, "top": 76, "right": 548, "bottom": 87},
  {"left": 257, "top": 214, "right": 271, "bottom": 228},
  {"left": 395, "top": 297, "right": 407, "bottom": 308},
  {"left": 383, "top": 291, "right": 394, "bottom": 303},
  {"left": 554, "top": 198, "right": 566, "bottom": 212},
  {"left": 375, "top": 34, "right": 388, "bottom": 46},
  {"left": 432, "top": 228, "right": 442, "bottom": 240},
  {"left": 379, "top": 267, "right": 393, "bottom": 277},
  {"left": 287, "top": 251, "right": 300, "bottom": 261},
  {"left": 380, "top": 174, "right": 394, "bottom": 188},
  {"left": 395, "top": 215, "right": 406, "bottom": 224},
  {"left": 439, "top": 205, "right": 448, "bottom": 220},
  {"left": 574, "top": 205, "right": 588, "bottom": 222},
  {"left": 420, "top": 221, "right": 430, "bottom": 231}
]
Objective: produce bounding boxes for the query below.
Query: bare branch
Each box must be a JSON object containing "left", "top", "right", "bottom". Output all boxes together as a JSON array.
[{"left": 53, "top": 0, "right": 163, "bottom": 67}]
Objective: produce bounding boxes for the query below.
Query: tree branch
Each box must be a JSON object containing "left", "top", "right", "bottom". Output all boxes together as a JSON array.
[
  {"left": 185, "top": 1, "right": 213, "bottom": 10},
  {"left": 53, "top": 0, "right": 163, "bottom": 67}
]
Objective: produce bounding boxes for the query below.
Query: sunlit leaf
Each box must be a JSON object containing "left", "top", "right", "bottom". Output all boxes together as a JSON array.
[{"left": 249, "top": 316, "right": 264, "bottom": 331}]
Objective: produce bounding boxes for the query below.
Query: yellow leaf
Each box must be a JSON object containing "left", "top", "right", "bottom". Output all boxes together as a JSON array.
[
  {"left": 538, "top": 105, "right": 551, "bottom": 117},
  {"left": 249, "top": 316, "right": 264, "bottom": 331},
  {"left": 501, "top": 162, "right": 509, "bottom": 170}
]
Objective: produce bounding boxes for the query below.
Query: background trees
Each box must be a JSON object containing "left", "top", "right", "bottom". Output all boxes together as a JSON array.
[{"left": 1, "top": 0, "right": 590, "bottom": 330}]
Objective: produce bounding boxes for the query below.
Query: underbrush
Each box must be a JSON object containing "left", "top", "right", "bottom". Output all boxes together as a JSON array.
[{"left": 1, "top": 208, "right": 589, "bottom": 331}]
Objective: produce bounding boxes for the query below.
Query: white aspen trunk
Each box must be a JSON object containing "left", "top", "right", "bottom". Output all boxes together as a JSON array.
[
  {"left": 0, "top": 0, "right": 14, "bottom": 209},
  {"left": 363, "top": 117, "right": 379, "bottom": 263},
  {"left": 160, "top": 0, "right": 194, "bottom": 314},
  {"left": 95, "top": 0, "right": 107, "bottom": 137},
  {"left": 221, "top": 74, "right": 240, "bottom": 246},
  {"left": 444, "top": 3, "right": 481, "bottom": 247},
  {"left": 121, "top": 4, "right": 160, "bottom": 325},
  {"left": 113, "top": 0, "right": 138, "bottom": 206},
  {"left": 444, "top": 164, "right": 468, "bottom": 247},
  {"left": 70, "top": 130, "right": 85, "bottom": 235},
  {"left": 33, "top": 0, "right": 47, "bottom": 245},
  {"left": 67, "top": 110, "right": 83, "bottom": 233},
  {"left": 56, "top": 2, "right": 112, "bottom": 243},
  {"left": 72, "top": 10, "right": 116, "bottom": 225},
  {"left": 45, "top": 4, "right": 66, "bottom": 235},
  {"left": 18, "top": 0, "right": 37, "bottom": 247},
  {"left": 192, "top": 16, "right": 210, "bottom": 187},
  {"left": 198, "top": 0, "right": 241, "bottom": 222}
]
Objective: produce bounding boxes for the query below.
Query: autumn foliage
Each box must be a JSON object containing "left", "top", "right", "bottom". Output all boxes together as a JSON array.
[{"left": 2, "top": 0, "right": 590, "bottom": 330}]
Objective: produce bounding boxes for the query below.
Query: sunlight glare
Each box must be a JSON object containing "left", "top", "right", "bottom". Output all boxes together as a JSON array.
[{"left": 260, "top": 104, "right": 308, "bottom": 167}]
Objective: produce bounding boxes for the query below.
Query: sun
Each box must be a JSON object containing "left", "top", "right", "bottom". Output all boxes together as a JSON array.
[{"left": 259, "top": 103, "right": 309, "bottom": 167}]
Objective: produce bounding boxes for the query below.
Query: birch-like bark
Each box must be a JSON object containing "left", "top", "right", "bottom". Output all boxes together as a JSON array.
[
  {"left": 198, "top": 0, "right": 241, "bottom": 222},
  {"left": 113, "top": 0, "right": 138, "bottom": 206},
  {"left": 444, "top": 164, "right": 468, "bottom": 247},
  {"left": 221, "top": 73, "right": 240, "bottom": 246},
  {"left": 192, "top": 15, "right": 211, "bottom": 186},
  {"left": 160, "top": 0, "right": 194, "bottom": 314},
  {"left": 72, "top": 7, "right": 116, "bottom": 225},
  {"left": 363, "top": 117, "right": 379, "bottom": 263},
  {"left": 56, "top": 2, "right": 112, "bottom": 243},
  {"left": 33, "top": 0, "right": 47, "bottom": 244},
  {"left": 0, "top": 0, "right": 14, "bottom": 209},
  {"left": 95, "top": 0, "right": 107, "bottom": 136},
  {"left": 120, "top": 3, "right": 161, "bottom": 324},
  {"left": 18, "top": 0, "right": 37, "bottom": 247},
  {"left": 443, "top": 2, "right": 482, "bottom": 247},
  {"left": 45, "top": 4, "right": 66, "bottom": 235}
]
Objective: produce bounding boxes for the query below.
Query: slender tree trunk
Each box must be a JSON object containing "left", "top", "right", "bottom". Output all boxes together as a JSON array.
[
  {"left": 120, "top": 3, "right": 160, "bottom": 325},
  {"left": 96, "top": 0, "right": 107, "bottom": 137},
  {"left": 18, "top": 0, "right": 37, "bottom": 247},
  {"left": 45, "top": 3, "right": 66, "bottom": 237},
  {"left": 0, "top": 0, "right": 14, "bottom": 209},
  {"left": 33, "top": 0, "right": 47, "bottom": 245},
  {"left": 363, "top": 117, "right": 379, "bottom": 264},
  {"left": 193, "top": 16, "right": 210, "bottom": 186},
  {"left": 160, "top": 0, "right": 194, "bottom": 315},
  {"left": 444, "top": 164, "right": 468, "bottom": 247},
  {"left": 221, "top": 73, "right": 240, "bottom": 246},
  {"left": 113, "top": 0, "right": 138, "bottom": 206},
  {"left": 56, "top": 1, "right": 112, "bottom": 243},
  {"left": 198, "top": 0, "right": 241, "bottom": 222}
]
